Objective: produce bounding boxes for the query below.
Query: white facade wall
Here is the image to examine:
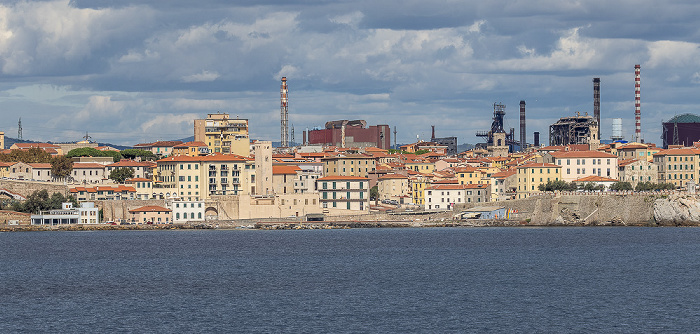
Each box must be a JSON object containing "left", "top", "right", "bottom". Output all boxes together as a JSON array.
[
  {"left": 171, "top": 201, "right": 205, "bottom": 223},
  {"left": 556, "top": 157, "right": 618, "bottom": 183}
]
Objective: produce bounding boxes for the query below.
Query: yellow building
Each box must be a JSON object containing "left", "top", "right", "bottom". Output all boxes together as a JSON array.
[
  {"left": 172, "top": 141, "right": 209, "bottom": 157},
  {"left": 156, "top": 154, "right": 248, "bottom": 201},
  {"left": 652, "top": 148, "right": 699, "bottom": 188},
  {"left": 404, "top": 159, "right": 435, "bottom": 174},
  {"left": 194, "top": 113, "right": 250, "bottom": 156},
  {"left": 322, "top": 155, "right": 376, "bottom": 178},
  {"left": 455, "top": 166, "right": 500, "bottom": 185},
  {"left": 516, "top": 163, "right": 562, "bottom": 199}
]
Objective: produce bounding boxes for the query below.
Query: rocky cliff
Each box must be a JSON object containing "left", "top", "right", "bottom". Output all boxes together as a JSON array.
[{"left": 653, "top": 195, "right": 700, "bottom": 226}]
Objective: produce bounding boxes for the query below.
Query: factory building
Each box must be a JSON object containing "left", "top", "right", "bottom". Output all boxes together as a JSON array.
[
  {"left": 661, "top": 113, "right": 700, "bottom": 149},
  {"left": 305, "top": 120, "right": 390, "bottom": 149},
  {"left": 549, "top": 113, "right": 600, "bottom": 149},
  {"left": 430, "top": 126, "right": 458, "bottom": 156}
]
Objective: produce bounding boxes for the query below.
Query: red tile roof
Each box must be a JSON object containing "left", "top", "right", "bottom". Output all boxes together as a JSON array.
[
  {"left": 517, "top": 163, "right": 561, "bottom": 169},
  {"left": 72, "top": 163, "right": 106, "bottom": 169},
  {"left": 157, "top": 153, "right": 247, "bottom": 163},
  {"left": 128, "top": 205, "right": 171, "bottom": 213},
  {"left": 272, "top": 165, "right": 301, "bottom": 175},
  {"left": 317, "top": 176, "right": 369, "bottom": 181},
  {"left": 573, "top": 175, "right": 619, "bottom": 183},
  {"left": 549, "top": 151, "right": 617, "bottom": 158},
  {"left": 378, "top": 173, "right": 408, "bottom": 180}
]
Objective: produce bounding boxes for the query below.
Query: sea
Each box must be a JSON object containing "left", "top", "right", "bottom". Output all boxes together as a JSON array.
[{"left": 1, "top": 227, "right": 699, "bottom": 333}]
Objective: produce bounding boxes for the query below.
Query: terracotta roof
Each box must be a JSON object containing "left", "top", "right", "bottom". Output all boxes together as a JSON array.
[
  {"left": 128, "top": 205, "right": 172, "bottom": 213},
  {"left": 549, "top": 151, "right": 617, "bottom": 158},
  {"left": 272, "top": 165, "right": 301, "bottom": 175},
  {"left": 12, "top": 143, "right": 59, "bottom": 149},
  {"left": 28, "top": 163, "right": 52, "bottom": 169},
  {"left": 618, "top": 159, "right": 639, "bottom": 167},
  {"left": 173, "top": 141, "right": 207, "bottom": 148},
  {"left": 157, "top": 153, "right": 247, "bottom": 163},
  {"left": 427, "top": 183, "right": 488, "bottom": 190},
  {"left": 378, "top": 173, "right": 408, "bottom": 180},
  {"left": 492, "top": 169, "right": 517, "bottom": 178},
  {"left": 517, "top": 163, "right": 561, "bottom": 169},
  {"left": 653, "top": 148, "right": 700, "bottom": 156},
  {"left": 72, "top": 163, "right": 106, "bottom": 169},
  {"left": 573, "top": 175, "right": 619, "bottom": 183},
  {"left": 107, "top": 160, "right": 151, "bottom": 167},
  {"left": 70, "top": 186, "right": 135, "bottom": 193},
  {"left": 618, "top": 144, "right": 649, "bottom": 150},
  {"left": 432, "top": 178, "right": 459, "bottom": 184},
  {"left": 134, "top": 141, "right": 183, "bottom": 148},
  {"left": 317, "top": 176, "right": 369, "bottom": 181}
]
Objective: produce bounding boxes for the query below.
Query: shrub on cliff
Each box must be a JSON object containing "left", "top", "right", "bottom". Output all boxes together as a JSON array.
[
  {"left": 610, "top": 182, "right": 633, "bottom": 191},
  {"left": 538, "top": 180, "right": 577, "bottom": 192}
]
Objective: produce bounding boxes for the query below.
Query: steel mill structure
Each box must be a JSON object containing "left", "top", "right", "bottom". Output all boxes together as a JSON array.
[
  {"left": 548, "top": 112, "right": 600, "bottom": 148},
  {"left": 476, "top": 103, "right": 516, "bottom": 157},
  {"left": 634, "top": 65, "right": 641, "bottom": 143},
  {"left": 593, "top": 78, "right": 600, "bottom": 140},
  {"left": 280, "top": 77, "right": 289, "bottom": 148}
]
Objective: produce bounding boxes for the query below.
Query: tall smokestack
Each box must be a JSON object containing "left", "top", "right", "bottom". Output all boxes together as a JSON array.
[
  {"left": 519, "top": 100, "right": 526, "bottom": 151},
  {"left": 280, "top": 77, "right": 289, "bottom": 147},
  {"left": 634, "top": 65, "right": 641, "bottom": 143},
  {"left": 593, "top": 78, "right": 600, "bottom": 140},
  {"left": 431, "top": 125, "right": 435, "bottom": 141}
]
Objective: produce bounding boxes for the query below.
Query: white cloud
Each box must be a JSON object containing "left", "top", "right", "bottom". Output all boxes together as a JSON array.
[{"left": 181, "top": 70, "right": 220, "bottom": 83}]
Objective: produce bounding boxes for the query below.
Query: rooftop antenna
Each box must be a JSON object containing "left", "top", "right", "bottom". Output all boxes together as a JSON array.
[
  {"left": 17, "top": 118, "right": 22, "bottom": 140},
  {"left": 280, "top": 77, "right": 289, "bottom": 147},
  {"left": 83, "top": 131, "right": 92, "bottom": 142},
  {"left": 393, "top": 126, "right": 397, "bottom": 150}
]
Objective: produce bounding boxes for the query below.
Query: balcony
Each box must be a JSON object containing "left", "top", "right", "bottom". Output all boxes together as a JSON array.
[
  {"left": 221, "top": 171, "right": 229, "bottom": 177},
  {"left": 209, "top": 165, "right": 216, "bottom": 171},
  {"left": 221, "top": 165, "right": 229, "bottom": 171},
  {"left": 209, "top": 171, "right": 217, "bottom": 177}
]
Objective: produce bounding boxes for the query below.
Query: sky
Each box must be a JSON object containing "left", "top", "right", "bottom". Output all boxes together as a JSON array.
[{"left": 1, "top": 0, "right": 699, "bottom": 147}]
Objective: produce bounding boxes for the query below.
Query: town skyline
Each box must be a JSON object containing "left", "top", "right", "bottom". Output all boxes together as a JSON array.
[{"left": 1, "top": 1, "right": 699, "bottom": 146}]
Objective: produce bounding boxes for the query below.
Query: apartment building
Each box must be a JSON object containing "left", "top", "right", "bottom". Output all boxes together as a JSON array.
[
  {"left": 157, "top": 154, "right": 248, "bottom": 201},
  {"left": 194, "top": 113, "right": 250, "bottom": 156},
  {"left": 618, "top": 159, "right": 658, "bottom": 186},
  {"left": 652, "top": 148, "right": 699, "bottom": 188},
  {"left": 106, "top": 160, "right": 152, "bottom": 179},
  {"left": 125, "top": 178, "right": 155, "bottom": 199},
  {"left": 71, "top": 163, "right": 106, "bottom": 184},
  {"left": 272, "top": 165, "right": 301, "bottom": 195},
  {"left": 317, "top": 176, "right": 370, "bottom": 214},
  {"left": 377, "top": 174, "right": 410, "bottom": 203},
  {"left": 516, "top": 163, "right": 562, "bottom": 199},
  {"left": 424, "top": 184, "right": 489, "bottom": 211},
  {"left": 615, "top": 143, "right": 660, "bottom": 162},
  {"left": 548, "top": 151, "right": 617, "bottom": 182},
  {"left": 171, "top": 200, "right": 205, "bottom": 223}
]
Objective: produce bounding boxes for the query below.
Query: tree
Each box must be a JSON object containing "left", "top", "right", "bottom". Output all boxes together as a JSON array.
[
  {"left": 51, "top": 155, "right": 73, "bottom": 179},
  {"left": 109, "top": 167, "right": 134, "bottom": 183},
  {"left": 12, "top": 190, "right": 77, "bottom": 214},
  {"left": 120, "top": 149, "right": 157, "bottom": 161},
  {"left": 66, "top": 147, "right": 103, "bottom": 158},
  {"left": 538, "top": 180, "right": 577, "bottom": 192},
  {"left": 370, "top": 186, "right": 379, "bottom": 201}
]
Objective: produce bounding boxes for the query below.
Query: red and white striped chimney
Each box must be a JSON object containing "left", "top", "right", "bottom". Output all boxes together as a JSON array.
[{"left": 634, "top": 65, "right": 641, "bottom": 143}]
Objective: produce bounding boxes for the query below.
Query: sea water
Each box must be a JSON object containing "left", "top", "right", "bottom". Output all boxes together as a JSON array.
[{"left": 1, "top": 227, "right": 699, "bottom": 332}]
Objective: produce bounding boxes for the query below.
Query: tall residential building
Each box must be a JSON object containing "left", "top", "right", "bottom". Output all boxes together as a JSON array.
[{"left": 194, "top": 113, "right": 250, "bottom": 156}]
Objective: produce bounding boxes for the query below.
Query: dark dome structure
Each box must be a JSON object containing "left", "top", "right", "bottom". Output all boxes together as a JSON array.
[{"left": 662, "top": 113, "right": 700, "bottom": 148}]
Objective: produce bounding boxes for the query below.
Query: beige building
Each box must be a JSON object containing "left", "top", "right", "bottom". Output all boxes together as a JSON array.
[
  {"left": 254, "top": 141, "right": 272, "bottom": 196},
  {"left": 516, "top": 163, "right": 562, "bottom": 199},
  {"left": 172, "top": 141, "right": 209, "bottom": 157},
  {"left": 377, "top": 174, "right": 410, "bottom": 203},
  {"left": 618, "top": 159, "right": 658, "bottom": 186},
  {"left": 125, "top": 178, "right": 155, "bottom": 199},
  {"left": 28, "top": 163, "right": 53, "bottom": 182},
  {"left": 318, "top": 176, "right": 370, "bottom": 214},
  {"left": 7, "top": 162, "right": 34, "bottom": 180},
  {"left": 128, "top": 205, "right": 172, "bottom": 224},
  {"left": 322, "top": 154, "right": 377, "bottom": 178},
  {"left": 70, "top": 185, "right": 137, "bottom": 201},
  {"left": 106, "top": 160, "right": 153, "bottom": 180},
  {"left": 194, "top": 113, "right": 250, "bottom": 156},
  {"left": 71, "top": 163, "right": 106, "bottom": 184},
  {"left": 489, "top": 169, "right": 517, "bottom": 201},
  {"left": 615, "top": 143, "right": 660, "bottom": 162},
  {"left": 652, "top": 148, "right": 699, "bottom": 188},
  {"left": 548, "top": 150, "right": 618, "bottom": 182},
  {"left": 272, "top": 165, "right": 301, "bottom": 195}
]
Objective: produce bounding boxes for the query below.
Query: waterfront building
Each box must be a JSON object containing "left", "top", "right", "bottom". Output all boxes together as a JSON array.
[
  {"left": 317, "top": 176, "right": 370, "bottom": 214},
  {"left": 128, "top": 205, "right": 172, "bottom": 224},
  {"left": 424, "top": 184, "right": 489, "bottom": 211},
  {"left": 125, "top": 178, "right": 155, "bottom": 199},
  {"left": 489, "top": 169, "right": 517, "bottom": 201},
  {"left": 194, "top": 113, "right": 250, "bottom": 156},
  {"left": 516, "top": 163, "right": 562, "bottom": 199},
  {"left": 171, "top": 200, "right": 205, "bottom": 223},
  {"left": 571, "top": 175, "right": 619, "bottom": 190},
  {"left": 156, "top": 154, "right": 248, "bottom": 201},
  {"left": 69, "top": 185, "right": 137, "bottom": 201},
  {"left": 272, "top": 165, "right": 301, "bottom": 195},
  {"left": 31, "top": 202, "right": 99, "bottom": 225}
]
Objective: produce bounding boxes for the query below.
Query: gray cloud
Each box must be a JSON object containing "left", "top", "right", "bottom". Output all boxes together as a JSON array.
[{"left": 0, "top": 0, "right": 698, "bottom": 146}]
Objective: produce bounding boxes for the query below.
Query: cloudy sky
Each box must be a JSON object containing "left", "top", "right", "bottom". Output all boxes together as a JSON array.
[{"left": 1, "top": 0, "right": 699, "bottom": 147}]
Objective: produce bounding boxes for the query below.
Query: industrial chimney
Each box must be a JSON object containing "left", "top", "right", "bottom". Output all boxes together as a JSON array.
[
  {"left": 280, "top": 77, "right": 289, "bottom": 147},
  {"left": 519, "top": 100, "right": 526, "bottom": 151},
  {"left": 593, "top": 78, "right": 600, "bottom": 140},
  {"left": 634, "top": 65, "right": 641, "bottom": 143}
]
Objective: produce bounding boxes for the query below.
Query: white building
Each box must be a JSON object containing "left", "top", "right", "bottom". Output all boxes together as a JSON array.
[
  {"left": 425, "top": 184, "right": 490, "bottom": 211},
  {"left": 171, "top": 200, "right": 205, "bottom": 223},
  {"left": 548, "top": 151, "right": 618, "bottom": 182},
  {"left": 31, "top": 202, "right": 99, "bottom": 225},
  {"left": 317, "top": 176, "right": 370, "bottom": 214}
]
